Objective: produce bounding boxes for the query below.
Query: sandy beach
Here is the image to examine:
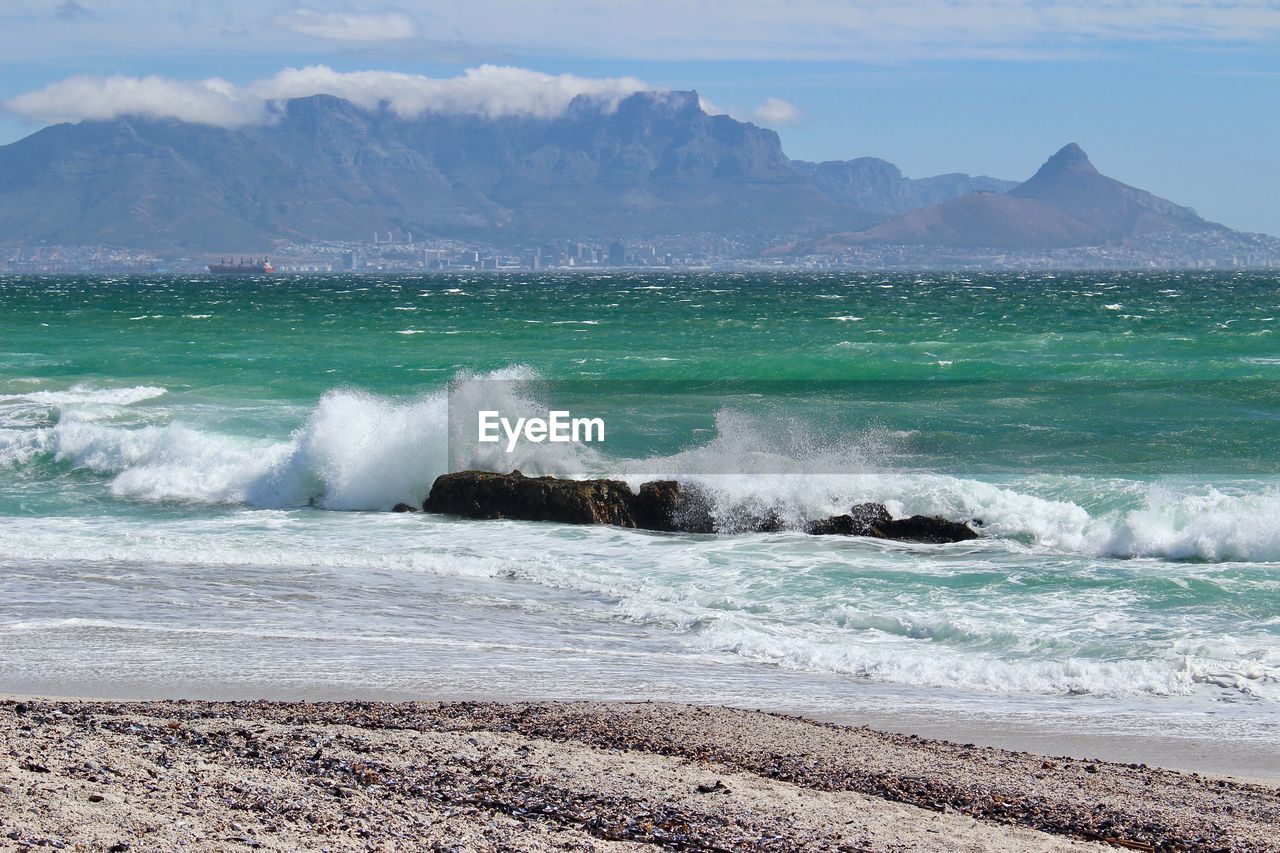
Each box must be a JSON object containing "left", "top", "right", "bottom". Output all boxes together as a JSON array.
[{"left": 2, "top": 698, "right": 1276, "bottom": 851}]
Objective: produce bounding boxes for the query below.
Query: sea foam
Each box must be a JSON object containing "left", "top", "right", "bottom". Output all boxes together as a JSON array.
[{"left": 5, "top": 376, "right": 1280, "bottom": 562}]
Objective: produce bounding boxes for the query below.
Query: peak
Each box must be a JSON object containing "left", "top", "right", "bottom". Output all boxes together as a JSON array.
[
  {"left": 1036, "top": 143, "right": 1097, "bottom": 176},
  {"left": 1052, "top": 142, "right": 1090, "bottom": 162}
]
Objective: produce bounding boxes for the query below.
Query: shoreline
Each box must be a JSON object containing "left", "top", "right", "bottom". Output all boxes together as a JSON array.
[
  {"left": 7, "top": 682, "right": 1278, "bottom": 783},
  {"left": 2, "top": 697, "right": 1276, "bottom": 851}
]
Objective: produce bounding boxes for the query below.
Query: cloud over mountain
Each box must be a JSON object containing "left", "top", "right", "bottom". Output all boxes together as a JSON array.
[
  {"left": 253, "top": 65, "right": 653, "bottom": 120},
  {"left": 3, "top": 75, "right": 269, "bottom": 127},
  {"left": 3, "top": 65, "right": 657, "bottom": 127},
  {"left": 752, "top": 97, "right": 804, "bottom": 126}
]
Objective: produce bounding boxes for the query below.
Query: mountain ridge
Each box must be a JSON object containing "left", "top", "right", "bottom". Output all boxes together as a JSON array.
[
  {"left": 0, "top": 102, "right": 1262, "bottom": 258},
  {"left": 783, "top": 143, "right": 1232, "bottom": 254},
  {"left": 0, "top": 91, "right": 1008, "bottom": 251}
]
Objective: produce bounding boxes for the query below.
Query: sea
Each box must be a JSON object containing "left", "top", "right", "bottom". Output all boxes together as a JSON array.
[{"left": 2, "top": 272, "right": 1278, "bottom": 772}]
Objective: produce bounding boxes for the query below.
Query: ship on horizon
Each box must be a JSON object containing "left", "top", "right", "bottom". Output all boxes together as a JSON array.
[{"left": 208, "top": 257, "right": 275, "bottom": 275}]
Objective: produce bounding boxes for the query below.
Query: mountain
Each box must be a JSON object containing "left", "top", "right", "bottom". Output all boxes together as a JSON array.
[
  {"left": 792, "top": 157, "right": 1015, "bottom": 216},
  {"left": 0, "top": 91, "right": 1008, "bottom": 251},
  {"left": 800, "top": 192, "right": 1105, "bottom": 252},
  {"left": 791, "top": 144, "right": 1227, "bottom": 252},
  {"left": 1006, "top": 143, "right": 1216, "bottom": 240}
]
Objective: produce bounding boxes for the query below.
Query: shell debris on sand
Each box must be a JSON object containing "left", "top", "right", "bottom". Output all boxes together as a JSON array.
[{"left": 1, "top": 698, "right": 1276, "bottom": 851}]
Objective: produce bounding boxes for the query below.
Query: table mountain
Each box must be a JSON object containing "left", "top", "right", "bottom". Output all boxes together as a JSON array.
[{"left": 0, "top": 91, "right": 1008, "bottom": 251}]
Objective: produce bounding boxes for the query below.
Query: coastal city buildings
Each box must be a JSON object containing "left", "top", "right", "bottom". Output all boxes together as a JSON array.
[{"left": 5, "top": 229, "right": 1280, "bottom": 274}]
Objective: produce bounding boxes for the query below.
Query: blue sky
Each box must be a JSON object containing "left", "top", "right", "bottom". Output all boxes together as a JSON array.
[{"left": 2, "top": 1, "right": 1278, "bottom": 234}]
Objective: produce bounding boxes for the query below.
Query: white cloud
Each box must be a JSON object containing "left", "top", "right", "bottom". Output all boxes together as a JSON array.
[
  {"left": 3, "top": 74, "right": 269, "bottom": 127},
  {"left": 752, "top": 97, "right": 804, "bottom": 126},
  {"left": 252, "top": 65, "right": 653, "bottom": 120},
  {"left": 273, "top": 9, "right": 418, "bottom": 42},
  {"left": 697, "top": 96, "right": 726, "bottom": 116},
  {"left": 6, "top": 1, "right": 1280, "bottom": 64},
  {"left": 2, "top": 65, "right": 658, "bottom": 127},
  {"left": 326, "top": 0, "right": 1280, "bottom": 61}
]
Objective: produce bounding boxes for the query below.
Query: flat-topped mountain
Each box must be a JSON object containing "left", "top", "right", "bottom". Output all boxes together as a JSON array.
[
  {"left": 789, "top": 144, "right": 1229, "bottom": 252},
  {"left": 0, "top": 91, "right": 1005, "bottom": 251}
]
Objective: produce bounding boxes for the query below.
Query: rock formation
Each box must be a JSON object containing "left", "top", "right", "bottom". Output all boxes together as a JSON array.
[
  {"left": 806, "top": 502, "right": 978, "bottom": 543},
  {"left": 422, "top": 470, "right": 638, "bottom": 526},
  {"left": 422, "top": 471, "right": 978, "bottom": 543},
  {"left": 630, "top": 480, "right": 715, "bottom": 533}
]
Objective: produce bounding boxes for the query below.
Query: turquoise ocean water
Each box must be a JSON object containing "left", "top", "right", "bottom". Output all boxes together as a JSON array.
[{"left": 1, "top": 272, "right": 1278, "bottom": 756}]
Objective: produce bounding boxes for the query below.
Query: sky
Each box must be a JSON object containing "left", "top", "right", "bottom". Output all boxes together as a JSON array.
[{"left": 1, "top": 1, "right": 1279, "bottom": 234}]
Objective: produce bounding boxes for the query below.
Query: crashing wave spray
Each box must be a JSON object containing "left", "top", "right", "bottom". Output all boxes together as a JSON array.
[{"left": 6, "top": 376, "right": 1280, "bottom": 561}]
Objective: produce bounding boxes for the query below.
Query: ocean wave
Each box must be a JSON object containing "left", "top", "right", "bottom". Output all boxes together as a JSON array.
[
  {"left": 0, "top": 427, "right": 48, "bottom": 467},
  {"left": 4, "top": 390, "right": 451, "bottom": 509},
  {"left": 0, "top": 383, "right": 167, "bottom": 411},
  {"left": 4, "top": 374, "right": 1280, "bottom": 561},
  {"left": 0, "top": 383, "right": 168, "bottom": 429},
  {"left": 2, "top": 503, "right": 1276, "bottom": 703},
  {"left": 0, "top": 369, "right": 599, "bottom": 510},
  {"left": 692, "top": 620, "right": 1276, "bottom": 699}
]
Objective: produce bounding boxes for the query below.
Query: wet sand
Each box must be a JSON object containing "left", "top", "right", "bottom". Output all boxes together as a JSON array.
[{"left": 1, "top": 698, "right": 1276, "bottom": 851}]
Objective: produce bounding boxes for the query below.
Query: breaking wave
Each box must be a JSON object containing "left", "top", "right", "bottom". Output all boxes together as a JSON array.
[
  {"left": 0, "top": 370, "right": 581, "bottom": 511},
  {"left": 3, "top": 376, "right": 1280, "bottom": 562},
  {"left": 3, "top": 375, "right": 1280, "bottom": 705}
]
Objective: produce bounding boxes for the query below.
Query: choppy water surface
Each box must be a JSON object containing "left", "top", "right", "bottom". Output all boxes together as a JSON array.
[{"left": 1, "top": 272, "right": 1278, "bottom": 761}]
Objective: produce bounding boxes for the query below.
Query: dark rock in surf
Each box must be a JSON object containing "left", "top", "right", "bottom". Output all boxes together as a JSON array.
[
  {"left": 423, "top": 470, "right": 638, "bottom": 527},
  {"left": 804, "top": 514, "right": 861, "bottom": 536},
  {"left": 424, "top": 471, "right": 981, "bottom": 543},
  {"left": 877, "top": 514, "right": 979, "bottom": 544},
  {"left": 805, "top": 502, "right": 891, "bottom": 536},
  {"left": 805, "top": 501, "right": 977, "bottom": 543},
  {"left": 632, "top": 480, "right": 715, "bottom": 534},
  {"left": 391, "top": 503, "right": 420, "bottom": 513},
  {"left": 743, "top": 508, "right": 786, "bottom": 534},
  {"left": 714, "top": 497, "right": 788, "bottom": 533},
  {"left": 850, "top": 502, "right": 893, "bottom": 529},
  {"left": 424, "top": 471, "right": 716, "bottom": 532}
]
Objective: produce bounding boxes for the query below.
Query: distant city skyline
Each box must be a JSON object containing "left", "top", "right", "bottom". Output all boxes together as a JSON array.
[{"left": 2, "top": 1, "right": 1279, "bottom": 234}]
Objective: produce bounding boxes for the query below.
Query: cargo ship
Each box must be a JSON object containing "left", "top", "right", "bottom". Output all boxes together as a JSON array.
[{"left": 208, "top": 257, "right": 276, "bottom": 275}]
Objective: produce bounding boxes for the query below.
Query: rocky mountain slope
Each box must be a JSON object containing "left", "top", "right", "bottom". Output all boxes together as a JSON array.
[
  {"left": 0, "top": 91, "right": 1008, "bottom": 251},
  {"left": 789, "top": 144, "right": 1228, "bottom": 252}
]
